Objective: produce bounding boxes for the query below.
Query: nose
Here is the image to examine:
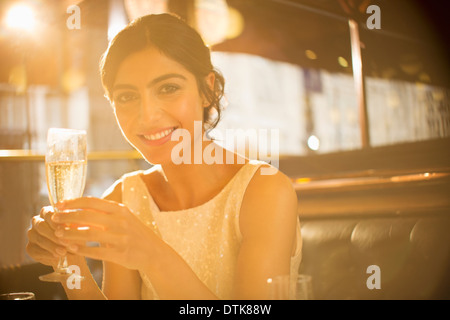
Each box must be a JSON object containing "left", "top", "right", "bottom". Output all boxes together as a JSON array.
[{"left": 139, "top": 92, "right": 164, "bottom": 124}]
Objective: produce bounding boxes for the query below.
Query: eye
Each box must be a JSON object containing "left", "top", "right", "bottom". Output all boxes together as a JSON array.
[
  {"left": 113, "top": 91, "right": 139, "bottom": 105},
  {"left": 159, "top": 84, "right": 180, "bottom": 95}
]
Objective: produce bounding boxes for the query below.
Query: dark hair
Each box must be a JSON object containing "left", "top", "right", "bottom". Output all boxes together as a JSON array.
[{"left": 99, "top": 13, "right": 225, "bottom": 130}]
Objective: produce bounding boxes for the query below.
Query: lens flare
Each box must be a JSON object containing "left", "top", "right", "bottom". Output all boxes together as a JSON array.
[
  {"left": 307, "top": 135, "right": 320, "bottom": 151},
  {"left": 5, "top": 3, "right": 36, "bottom": 31}
]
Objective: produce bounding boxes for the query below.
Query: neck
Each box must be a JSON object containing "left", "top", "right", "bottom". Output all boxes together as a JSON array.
[{"left": 159, "top": 140, "right": 229, "bottom": 209}]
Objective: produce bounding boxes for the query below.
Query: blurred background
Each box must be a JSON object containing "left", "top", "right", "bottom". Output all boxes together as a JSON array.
[{"left": 0, "top": 0, "right": 449, "bottom": 299}]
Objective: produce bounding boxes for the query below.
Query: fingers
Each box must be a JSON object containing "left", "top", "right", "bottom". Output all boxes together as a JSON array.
[
  {"left": 54, "top": 197, "right": 130, "bottom": 232},
  {"left": 40, "top": 206, "right": 59, "bottom": 230},
  {"left": 27, "top": 212, "right": 72, "bottom": 265},
  {"left": 52, "top": 208, "right": 118, "bottom": 231},
  {"left": 31, "top": 215, "right": 61, "bottom": 246},
  {"left": 56, "top": 197, "right": 127, "bottom": 215},
  {"left": 28, "top": 227, "right": 65, "bottom": 256},
  {"left": 26, "top": 224, "right": 67, "bottom": 266},
  {"left": 55, "top": 226, "right": 126, "bottom": 248},
  {"left": 50, "top": 198, "right": 131, "bottom": 252},
  {"left": 68, "top": 246, "right": 116, "bottom": 263},
  {"left": 26, "top": 243, "right": 58, "bottom": 266}
]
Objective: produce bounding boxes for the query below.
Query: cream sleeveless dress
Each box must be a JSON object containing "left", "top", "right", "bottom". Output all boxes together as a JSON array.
[{"left": 121, "top": 160, "right": 302, "bottom": 299}]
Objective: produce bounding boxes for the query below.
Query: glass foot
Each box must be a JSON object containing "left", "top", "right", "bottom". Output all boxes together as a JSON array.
[
  {"left": 39, "top": 269, "right": 84, "bottom": 283},
  {"left": 39, "top": 269, "right": 70, "bottom": 282}
]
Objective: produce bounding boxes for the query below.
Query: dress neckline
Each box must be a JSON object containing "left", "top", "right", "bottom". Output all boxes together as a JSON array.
[{"left": 137, "top": 162, "right": 253, "bottom": 213}]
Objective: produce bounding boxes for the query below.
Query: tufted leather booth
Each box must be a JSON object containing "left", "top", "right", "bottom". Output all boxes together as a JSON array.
[
  {"left": 297, "top": 211, "right": 450, "bottom": 299},
  {"left": 284, "top": 138, "right": 450, "bottom": 300}
]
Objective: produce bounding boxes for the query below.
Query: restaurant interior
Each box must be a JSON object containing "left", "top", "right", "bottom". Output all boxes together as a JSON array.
[{"left": 0, "top": 0, "right": 449, "bottom": 299}]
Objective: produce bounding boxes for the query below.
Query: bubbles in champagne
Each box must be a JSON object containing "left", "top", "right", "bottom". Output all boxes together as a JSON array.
[{"left": 46, "top": 160, "right": 87, "bottom": 206}]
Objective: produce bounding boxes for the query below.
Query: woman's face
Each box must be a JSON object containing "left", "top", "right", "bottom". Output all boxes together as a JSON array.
[{"left": 111, "top": 47, "right": 210, "bottom": 165}]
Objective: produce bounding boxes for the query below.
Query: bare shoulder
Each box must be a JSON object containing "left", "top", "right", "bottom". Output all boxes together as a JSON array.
[
  {"left": 235, "top": 164, "right": 299, "bottom": 291},
  {"left": 245, "top": 164, "right": 297, "bottom": 205},
  {"left": 101, "top": 178, "right": 123, "bottom": 202},
  {"left": 101, "top": 167, "right": 161, "bottom": 203},
  {"left": 239, "top": 164, "right": 298, "bottom": 237}
]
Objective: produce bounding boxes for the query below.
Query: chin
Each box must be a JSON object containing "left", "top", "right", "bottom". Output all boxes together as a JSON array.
[{"left": 137, "top": 148, "right": 174, "bottom": 167}]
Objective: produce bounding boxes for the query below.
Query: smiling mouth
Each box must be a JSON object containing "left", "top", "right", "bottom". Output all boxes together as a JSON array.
[{"left": 142, "top": 127, "right": 178, "bottom": 141}]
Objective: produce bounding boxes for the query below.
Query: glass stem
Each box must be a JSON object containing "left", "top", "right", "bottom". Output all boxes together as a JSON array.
[{"left": 56, "top": 256, "right": 68, "bottom": 272}]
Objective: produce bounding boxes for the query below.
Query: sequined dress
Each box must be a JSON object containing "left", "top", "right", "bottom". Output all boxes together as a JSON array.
[{"left": 121, "top": 160, "right": 302, "bottom": 299}]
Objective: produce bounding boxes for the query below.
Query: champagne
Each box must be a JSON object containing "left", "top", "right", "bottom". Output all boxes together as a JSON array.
[
  {"left": 40, "top": 128, "right": 87, "bottom": 283},
  {"left": 46, "top": 160, "right": 87, "bottom": 206}
]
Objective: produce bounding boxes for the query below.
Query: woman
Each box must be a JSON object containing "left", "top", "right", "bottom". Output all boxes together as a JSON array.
[{"left": 26, "top": 13, "right": 302, "bottom": 300}]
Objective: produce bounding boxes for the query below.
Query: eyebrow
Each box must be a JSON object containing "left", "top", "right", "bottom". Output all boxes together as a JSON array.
[{"left": 112, "top": 73, "right": 187, "bottom": 93}]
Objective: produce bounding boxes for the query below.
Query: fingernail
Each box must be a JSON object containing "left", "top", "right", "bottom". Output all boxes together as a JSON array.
[
  {"left": 55, "top": 247, "right": 66, "bottom": 256},
  {"left": 56, "top": 201, "right": 66, "bottom": 207},
  {"left": 55, "top": 228, "right": 64, "bottom": 237},
  {"left": 52, "top": 214, "right": 60, "bottom": 223},
  {"left": 68, "top": 244, "right": 78, "bottom": 252}
]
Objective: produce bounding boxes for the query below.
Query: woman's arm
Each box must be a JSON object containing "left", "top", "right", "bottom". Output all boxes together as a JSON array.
[
  {"left": 26, "top": 207, "right": 107, "bottom": 300},
  {"left": 60, "top": 179, "right": 142, "bottom": 300},
  {"left": 59, "top": 254, "right": 106, "bottom": 300},
  {"left": 233, "top": 166, "right": 299, "bottom": 299},
  {"left": 101, "top": 181, "right": 142, "bottom": 300},
  {"left": 56, "top": 180, "right": 142, "bottom": 300},
  {"left": 54, "top": 167, "right": 298, "bottom": 300},
  {"left": 138, "top": 242, "right": 218, "bottom": 300}
]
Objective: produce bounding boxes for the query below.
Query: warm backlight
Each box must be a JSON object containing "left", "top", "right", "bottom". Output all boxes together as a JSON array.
[{"left": 5, "top": 4, "right": 36, "bottom": 31}]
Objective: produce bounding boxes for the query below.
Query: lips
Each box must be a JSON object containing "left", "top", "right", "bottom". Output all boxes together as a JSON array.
[
  {"left": 139, "top": 126, "right": 178, "bottom": 146},
  {"left": 143, "top": 127, "right": 176, "bottom": 141}
]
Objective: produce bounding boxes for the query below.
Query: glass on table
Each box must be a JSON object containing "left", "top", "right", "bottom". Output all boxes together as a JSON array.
[
  {"left": 267, "top": 274, "right": 314, "bottom": 300},
  {"left": 0, "top": 292, "right": 35, "bottom": 300}
]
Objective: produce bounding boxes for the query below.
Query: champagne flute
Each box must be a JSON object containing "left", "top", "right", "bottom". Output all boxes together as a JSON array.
[{"left": 39, "top": 128, "right": 87, "bottom": 282}]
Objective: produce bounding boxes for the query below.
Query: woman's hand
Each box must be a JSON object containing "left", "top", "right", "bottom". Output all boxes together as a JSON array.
[
  {"left": 52, "top": 197, "right": 160, "bottom": 271},
  {"left": 26, "top": 206, "right": 70, "bottom": 267}
]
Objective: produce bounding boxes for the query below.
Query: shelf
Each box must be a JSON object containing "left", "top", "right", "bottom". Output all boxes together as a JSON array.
[{"left": 0, "top": 149, "right": 143, "bottom": 161}]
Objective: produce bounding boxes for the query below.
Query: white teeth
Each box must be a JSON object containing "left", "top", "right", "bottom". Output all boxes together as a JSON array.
[{"left": 143, "top": 128, "right": 175, "bottom": 141}]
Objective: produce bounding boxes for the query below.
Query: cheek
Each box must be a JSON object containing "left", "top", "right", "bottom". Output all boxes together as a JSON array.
[
  {"left": 114, "top": 109, "right": 127, "bottom": 128},
  {"left": 114, "top": 109, "right": 135, "bottom": 138},
  {"left": 173, "top": 93, "right": 204, "bottom": 123}
]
